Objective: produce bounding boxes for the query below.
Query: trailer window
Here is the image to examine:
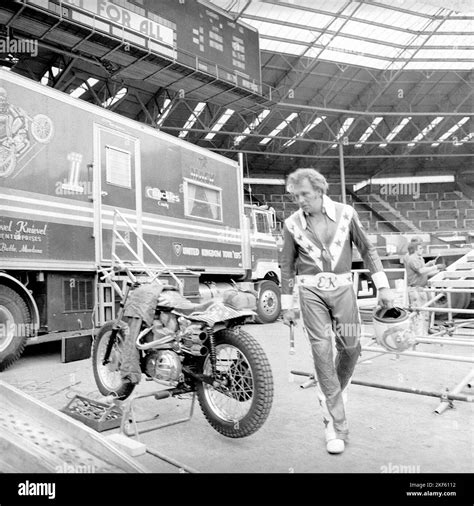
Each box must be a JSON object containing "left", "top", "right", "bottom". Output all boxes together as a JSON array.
[
  {"left": 105, "top": 146, "right": 132, "bottom": 188},
  {"left": 184, "top": 179, "right": 223, "bottom": 222}
]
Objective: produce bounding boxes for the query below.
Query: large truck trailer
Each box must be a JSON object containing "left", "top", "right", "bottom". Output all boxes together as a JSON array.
[{"left": 0, "top": 69, "right": 281, "bottom": 371}]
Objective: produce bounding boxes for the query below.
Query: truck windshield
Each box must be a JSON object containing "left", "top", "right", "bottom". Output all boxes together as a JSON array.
[{"left": 254, "top": 211, "right": 270, "bottom": 234}]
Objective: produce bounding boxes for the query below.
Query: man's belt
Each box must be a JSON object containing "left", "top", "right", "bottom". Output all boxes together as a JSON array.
[{"left": 296, "top": 272, "right": 353, "bottom": 291}]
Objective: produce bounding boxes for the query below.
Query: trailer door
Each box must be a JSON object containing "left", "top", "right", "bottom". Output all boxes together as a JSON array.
[{"left": 93, "top": 124, "right": 142, "bottom": 264}]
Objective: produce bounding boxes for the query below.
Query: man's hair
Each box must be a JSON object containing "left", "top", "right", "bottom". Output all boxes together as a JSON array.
[
  {"left": 408, "top": 237, "right": 424, "bottom": 254},
  {"left": 286, "top": 168, "right": 329, "bottom": 195}
]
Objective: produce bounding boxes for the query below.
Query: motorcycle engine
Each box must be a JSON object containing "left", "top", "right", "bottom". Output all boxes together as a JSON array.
[{"left": 145, "top": 350, "right": 182, "bottom": 383}]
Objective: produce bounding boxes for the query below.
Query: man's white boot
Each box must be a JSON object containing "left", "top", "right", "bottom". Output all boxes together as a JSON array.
[{"left": 316, "top": 383, "right": 345, "bottom": 454}]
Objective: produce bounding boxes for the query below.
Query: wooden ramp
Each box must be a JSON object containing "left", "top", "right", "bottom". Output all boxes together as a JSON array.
[{"left": 0, "top": 380, "right": 148, "bottom": 473}]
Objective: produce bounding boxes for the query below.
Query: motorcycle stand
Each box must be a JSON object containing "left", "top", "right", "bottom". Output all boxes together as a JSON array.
[{"left": 119, "top": 388, "right": 196, "bottom": 440}]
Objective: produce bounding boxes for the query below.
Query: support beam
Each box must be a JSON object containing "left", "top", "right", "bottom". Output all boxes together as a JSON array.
[{"left": 338, "top": 143, "right": 346, "bottom": 204}]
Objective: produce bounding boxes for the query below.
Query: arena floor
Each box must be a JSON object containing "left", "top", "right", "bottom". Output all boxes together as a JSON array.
[{"left": 1, "top": 320, "right": 472, "bottom": 475}]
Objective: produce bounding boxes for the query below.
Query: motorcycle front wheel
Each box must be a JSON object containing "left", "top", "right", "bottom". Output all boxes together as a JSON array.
[
  {"left": 92, "top": 321, "right": 135, "bottom": 400},
  {"left": 196, "top": 328, "right": 273, "bottom": 438}
]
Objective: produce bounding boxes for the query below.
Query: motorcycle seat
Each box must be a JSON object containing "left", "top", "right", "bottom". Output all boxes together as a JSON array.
[
  {"left": 156, "top": 289, "right": 216, "bottom": 316},
  {"left": 172, "top": 299, "right": 215, "bottom": 316}
]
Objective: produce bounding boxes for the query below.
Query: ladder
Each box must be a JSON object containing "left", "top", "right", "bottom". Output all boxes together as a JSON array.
[{"left": 96, "top": 209, "right": 185, "bottom": 325}]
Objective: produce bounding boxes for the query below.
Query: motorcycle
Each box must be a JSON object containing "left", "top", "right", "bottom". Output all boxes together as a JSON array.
[{"left": 92, "top": 266, "right": 274, "bottom": 438}]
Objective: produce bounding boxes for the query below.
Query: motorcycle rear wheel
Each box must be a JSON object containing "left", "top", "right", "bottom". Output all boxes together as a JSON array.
[
  {"left": 92, "top": 321, "right": 135, "bottom": 400},
  {"left": 196, "top": 328, "right": 273, "bottom": 438}
]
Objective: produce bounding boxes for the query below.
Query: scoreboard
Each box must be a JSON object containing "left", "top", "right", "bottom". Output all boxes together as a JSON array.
[
  {"left": 26, "top": 0, "right": 262, "bottom": 94},
  {"left": 154, "top": 0, "right": 261, "bottom": 93}
]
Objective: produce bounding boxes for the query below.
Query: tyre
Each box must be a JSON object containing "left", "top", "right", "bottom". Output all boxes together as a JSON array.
[
  {"left": 92, "top": 321, "right": 135, "bottom": 400},
  {"left": 433, "top": 291, "right": 471, "bottom": 320},
  {"left": 255, "top": 280, "right": 281, "bottom": 324},
  {"left": 0, "top": 286, "right": 31, "bottom": 372},
  {"left": 196, "top": 328, "right": 273, "bottom": 438},
  {"left": 30, "top": 114, "right": 54, "bottom": 144}
]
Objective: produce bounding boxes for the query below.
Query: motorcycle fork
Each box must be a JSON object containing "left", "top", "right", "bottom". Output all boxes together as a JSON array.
[{"left": 102, "top": 281, "right": 135, "bottom": 365}]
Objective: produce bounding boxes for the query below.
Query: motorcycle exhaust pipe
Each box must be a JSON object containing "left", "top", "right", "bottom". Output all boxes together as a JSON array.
[
  {"left": 136, "top": 327, "right": 175, "bottom": 350},
  {"left": 182, "top": 331, "right": 208, "bottom": 344},
  {"left": 181, "top": 344, "right": 208, "bottom": 356}
]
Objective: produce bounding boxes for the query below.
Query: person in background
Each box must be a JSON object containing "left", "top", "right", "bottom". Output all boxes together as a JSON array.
[
  {"left": 404, "top": 237, "right": 445, "bottom": 334},
  {"left": 280, "top": 168, "right": 395, "bottom": 455}
]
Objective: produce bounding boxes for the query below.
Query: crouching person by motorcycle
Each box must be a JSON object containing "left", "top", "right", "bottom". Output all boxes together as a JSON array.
[{"left": 92, "top": 267, "right": 274, "bottom": 438}]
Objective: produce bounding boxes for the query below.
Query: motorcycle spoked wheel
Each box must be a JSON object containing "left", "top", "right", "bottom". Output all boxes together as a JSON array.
[
  {"left": 196, "top": 328, "right": 273, "bottom": 438},
  {"left": 92, "top": 321, "right": 136, "bottom": 400}
]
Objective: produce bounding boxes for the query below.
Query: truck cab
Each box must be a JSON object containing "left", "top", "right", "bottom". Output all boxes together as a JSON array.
[{"left": 243, "top": 204, "right": 281, "bottom": 323}]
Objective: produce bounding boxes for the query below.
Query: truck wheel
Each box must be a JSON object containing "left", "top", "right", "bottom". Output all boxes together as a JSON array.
[
  {"left": 0, "top": 286, "right": 31, "bottom": 372},
  {"left": 255, "top": 280, "right": 281, "bottom": 324}
]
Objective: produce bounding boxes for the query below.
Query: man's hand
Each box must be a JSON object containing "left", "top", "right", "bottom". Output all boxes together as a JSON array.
[
  {"left": 377, "top": 287, "right": 395, "bottom": 309},
  {"left": 282, "top": 308, "right": 299, "bottom": 327},
  {"left": 426, "top": 259, "right": 436, "bottom": 266}
]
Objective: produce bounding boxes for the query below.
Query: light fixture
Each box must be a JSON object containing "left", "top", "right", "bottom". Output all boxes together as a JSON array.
[
  {"left": 205, "top": 108, "right": 234, "bottom": 140},
  {"left": 432, "top": 117, "right": 469, "bottom": 147},
  {"left": 179, "top": 102, "right": 206, "bottom": 138},
  {"left": 379, "top": 117, "right": 411, "bottom": 147},
  {"left": 353, "top": 174, "right": 455, "bottom": 192},
  {"left": 260, "top": 112, "right": 298, "bottom": 145},
  {"left": 355, "top": 117, "right": 383, "bottom": 148}
]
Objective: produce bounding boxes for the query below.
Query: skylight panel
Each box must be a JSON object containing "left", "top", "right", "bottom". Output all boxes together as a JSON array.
[
  {"left": 407, "top": 117, "right": 444, "bottom": 146},
  {"left": 40, "top": 66, "right": 61, "bottom": 86},
  {"left": 179, "top": 102, "right": 206, "bottom": 138},
  {"left": 432, "top": 117, "right": 469, "bottom": 147},
  {"left": 156, "top": 98, "right": 172, "bottom": 127},
  {"left": 69, "top": 77, "right": 99, "bottom": 98},
  {"left": 102, "top": 87, "right": 127, "bottom": 108},
  {"left": 454, "top": 132, "right": 473, "bottom": 146},
  {"left": 204, "top": 108, "right": 234, "bottom": 140},
  {"left": 330, "top": 117, "right": 355, "bottom": 148},
  {"left": 234, "top": 109, "right": 270, "bottom": 146},
  {"left": 260, "top": 113, "right": 298, "bottom": 145},
  {"left": 283, "top": 116, "right": 326, "bottom": 148},
  {"left": 379, "top": 117, "right": 411, "bottom": 147},
  {"left": 355, "top": 117, "right": 383, "bottom": 148}
]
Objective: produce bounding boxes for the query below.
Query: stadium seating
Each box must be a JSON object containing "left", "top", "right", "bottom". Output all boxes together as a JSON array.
[{"left": 245, "top": 182, "right": 474, "bottom": 243}]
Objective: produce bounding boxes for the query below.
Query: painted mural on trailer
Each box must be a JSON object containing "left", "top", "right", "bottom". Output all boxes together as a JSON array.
[{"left": 0, "top": 86, "right": 53, "bottom": 179}]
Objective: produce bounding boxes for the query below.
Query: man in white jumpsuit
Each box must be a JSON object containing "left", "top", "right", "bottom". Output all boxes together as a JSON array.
[{"left": 281, "top": 168, "right": 395, "bottom": 454}]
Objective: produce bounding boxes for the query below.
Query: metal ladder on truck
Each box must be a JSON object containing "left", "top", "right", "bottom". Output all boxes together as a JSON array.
[{"left": 96, "top": 209, "right": 187, "bottom": 326}]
